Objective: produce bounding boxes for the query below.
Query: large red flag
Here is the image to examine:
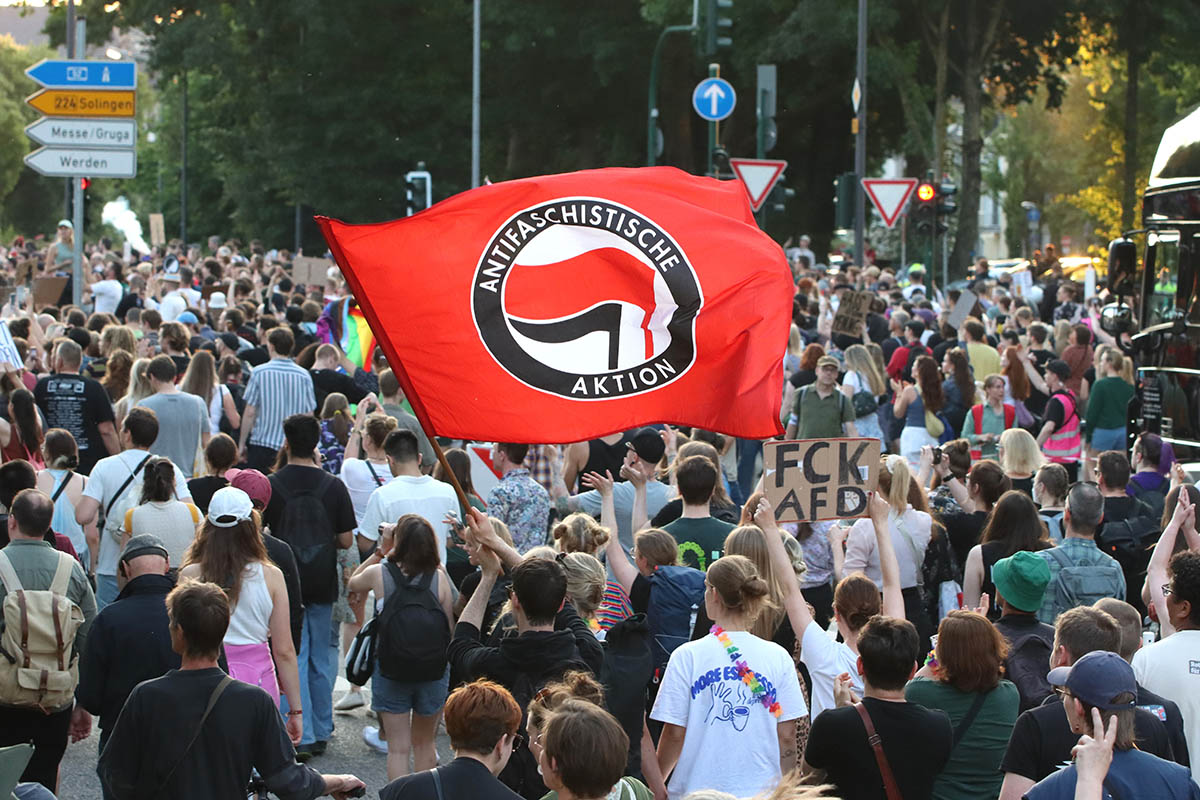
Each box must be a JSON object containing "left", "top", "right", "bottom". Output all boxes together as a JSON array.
[{"left": 316, "top": 167, "right": 791, "bottom": 443}]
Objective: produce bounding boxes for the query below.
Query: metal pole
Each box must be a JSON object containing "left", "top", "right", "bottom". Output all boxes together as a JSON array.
[
  {"left": 854, "top": 0, "right": 867, "bottom": 265},
  {"left": 707, "top": 63, "right": 718, "bottom": 176},
  {"left": 63, "top": 0, "right": 76, "bottom": 221},
  {"left": 294, "top": 204, "right": 302, "bottom": 254},
  {"left": 180, "top": 70, "right": 188, "bottom": 243},
  {"left": 646, "top": 24, "right": 694, "bottom": 167},
  {"left": 471, "top": 0, "right": 481, "bottom": 188},
  {"left": 71, "top": 179, "right": 83, "bottom": 306},
  {"left": 900, "top": 213, "right": 907, "bottom": 270}
]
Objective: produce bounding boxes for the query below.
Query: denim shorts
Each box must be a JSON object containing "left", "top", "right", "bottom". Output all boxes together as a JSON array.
[
  {"left": 1090, "top": 426, "right": 1126, "bottom": 453},
  {"left": 370, "top": 665, "right": 450, "bottom": 716}
]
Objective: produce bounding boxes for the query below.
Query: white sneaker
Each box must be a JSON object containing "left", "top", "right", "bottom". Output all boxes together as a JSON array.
[
  {"left": 363, "top": 725, "right": 388, "bottom": 754},
  {"left": 334, "top": 691, "right": 365, "bottom": 712}
]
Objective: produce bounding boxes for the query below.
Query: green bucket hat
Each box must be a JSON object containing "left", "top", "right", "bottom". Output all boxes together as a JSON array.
[{"left": 991, "top": 550, "right": 1052, "bottom": 613}]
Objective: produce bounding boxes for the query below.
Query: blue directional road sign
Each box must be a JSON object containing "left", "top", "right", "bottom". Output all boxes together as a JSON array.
[
  {"left": 25, "top": 59, "right": 137, "bottom": 90},
  {"left": 692, "top": 77, "right": 736, "bottom": 122}
]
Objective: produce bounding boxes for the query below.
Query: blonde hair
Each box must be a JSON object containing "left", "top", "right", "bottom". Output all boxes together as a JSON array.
[
  {"left": 489, "top": 518, "right": 515, "bottom": 549},
  {"left": 634, "top": 529, "right": 678, "bottom": 567},
  {"left": 1000, "top": 428, "right": 1045, "bottom": 474},
  {"left": 706, "top": 554, "right": 774, "bottom": 624},
  {"left": 99, "top": 324, "right": 137, "bottom": 357},
  {"left": 882, "top": 454, "right": 911, "bottom": 513},
  {"left": 119, "top": 357, "right": 153, "bottom": 412},
  {"left": 1053, "top": 320, "right": 1072, "bottom": 356},
  {"left": 559, "top": 552, "right": 606, "bottom": 621},
  {"left": 844, "top": 343, "right": 886, "bottom": 396},
  {"left": 723, "top": 526, "right": 786, "bottom": 639},
  {"left": 787, "top": 324, "right": 802, "bottom": 357},
  {"left": 553, "top": 512, "right": 610, "bottom": 555}
]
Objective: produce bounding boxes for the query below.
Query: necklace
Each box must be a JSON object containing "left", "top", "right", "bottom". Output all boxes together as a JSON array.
[{"left": 710, "top": 624, "right": 781, "bottom": 718}]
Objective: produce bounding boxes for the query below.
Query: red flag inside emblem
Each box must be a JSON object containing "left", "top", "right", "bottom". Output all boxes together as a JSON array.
[{"left": 316, "top": 167, "right": 792, "bottom": 443}]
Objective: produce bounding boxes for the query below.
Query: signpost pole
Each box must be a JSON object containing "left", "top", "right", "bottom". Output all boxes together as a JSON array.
[
  {"left": 854, "top": 0, "right": 867, "bottom": 267},
  {"left": 71, "top": 177, "right": 83, "bottom": 306},
  {"left": 707, "top": 63, "right": 718, "bottom": 176},
  {"left": 471, "top": 0, "right": 480, "bottom": 188}
]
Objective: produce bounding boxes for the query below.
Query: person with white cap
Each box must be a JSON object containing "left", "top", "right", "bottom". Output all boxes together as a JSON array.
[
  {"left": 180, "top": 486, "right": 304, "bottom": 745},
  {"left": 43, "top": 220, "right": 74, "bottom": 272},
  {"left": 1023, "top": 651, "right": 1198, "bottom": 800}
]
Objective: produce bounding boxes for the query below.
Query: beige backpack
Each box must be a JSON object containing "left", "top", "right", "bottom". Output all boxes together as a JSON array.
[{"left": 0, "top": 549, "right": 84, "bottom": 711}]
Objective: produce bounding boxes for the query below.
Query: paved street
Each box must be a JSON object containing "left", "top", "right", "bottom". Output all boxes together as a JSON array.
[{"left": 59, "top": 671, "right": 453, "bottom": 799}]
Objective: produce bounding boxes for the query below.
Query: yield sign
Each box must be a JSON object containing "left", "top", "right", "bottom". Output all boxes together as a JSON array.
[
  {"left": 729, "top": 158, "right": 787, "bottom": 212},
  {"left": 862, "top": 178, "right": 918, "bottom": 228}
]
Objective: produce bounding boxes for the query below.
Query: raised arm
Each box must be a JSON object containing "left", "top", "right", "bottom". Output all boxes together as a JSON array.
[
  {"left": 1020, "top": 351, "right": 1049, "bottom": 395},
  {"left": 621, "top": 460, "right": 651, "bottom": 534},
  {"left": 869, "top": 492, "right": 906, "bottom": 620},
  {"left": 583, "top": 471, "right": 638, "bottom": 593},
  {"left": 755, "top": 498, "right": 814, "bottom": 634},
  {"left": 1147, "top": 491, "right": 1191, "bottom": 637},
  {"left": 464, "top": 508, "right": 523, "bottom": 570}
]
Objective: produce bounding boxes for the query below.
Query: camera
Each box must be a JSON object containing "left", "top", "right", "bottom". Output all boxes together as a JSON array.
[{"left": 932, "top": 448, "right": 943, "bottom": 465}]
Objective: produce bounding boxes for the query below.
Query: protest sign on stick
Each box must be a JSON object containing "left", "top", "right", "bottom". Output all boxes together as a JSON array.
[
  {"left": 831, "top": 291, "right": 873, "bottom": 337},
  {"left": 762, "top": 438, "right": 882, "bottom": 523},
  {"left": 947, "top": 289, "right": 979, "bottom": 330},
  {"left": 291, "top": 256, "right": 333, "bottom": 288},
  {"left": 0, "top": 321, "right": 20, "bottom": 368}
]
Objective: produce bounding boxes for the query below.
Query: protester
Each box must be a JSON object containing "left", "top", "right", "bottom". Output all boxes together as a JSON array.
[
  {"left": 785, "top": 355, "right": 858, "bottom": 440},
  {"left": 1036, "top": 360, "right": 1084, "bottom": 482},
  {"left": 841, "top": 343, "right": 887, "bottom": 446},
  {"left": 962, "top": 490, "right": 1053, "bottom": 619},
  {"left": 180, "top": 348, "right": 241, "bottom": 436},
  {"left": 1035, "top": 482, "right": 1127, "bottom": 623},
  {"left": 34, "top": 339, "right": 118, "bottom": 474},
  {"left": 991, "top": 550, "right": 1057, "bottom": 712},
  {"left": 650, "top": 440, "right": 740, "bottom": 527},
  {"left": 35, "top": 428, "right": 96, "bottom": 572},
  {"left": 892, "top": 354, "right": 946, "bottom": 468},
  {"left": 187, "top": 432, "right": 239, "bottom": 513},
  {"left": 96, "top": 580, "right": 364, "bottom": 799},
  {"left": 238, "top": 327, "right": 317, "bottom": 471},
  {"left": 999, "top": 427, "right": 1045, "bottom": 497},
  {"left": 541, "top": 701, "right": 639, "bottom": 800},
  {"left": 487, "top": 442, "right": 551, "bottom": 554},
  {"left": 136, "top": 355, "right": 210, "bottom": 478},
  {"left": 1034, "top": 463, "right": 1069, "bottom": 542},
  {"left": 122, "top": 456, "right": 202, "bottom": 564},
  {"left": 1, "top": 388, "right": 44, "bottom": 467}
]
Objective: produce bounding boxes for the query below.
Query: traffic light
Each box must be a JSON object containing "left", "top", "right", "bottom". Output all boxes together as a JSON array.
[
  {"left": 914, "top": 181, "right": 937, "bottom": 234},
  {"left": 405, "top": 169, "right": 432, "bottom": 217},
  {"left": 703, "top": 0, "right": 733, "bottom": 56},
  {"left": 769, "top": 182, "right": 795, "bottom": 214},
  {"left": 80, "top": 177, "right": 91, "bottom": 191},
  {"left": 834, "top": 172, "right": 856, "bottom": 230},
  {"left": 936, "top": 182, "right": 957, "bottom": 217}
]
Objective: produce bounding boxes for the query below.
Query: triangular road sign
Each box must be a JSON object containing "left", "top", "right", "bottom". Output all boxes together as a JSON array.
[
  {"left": 862, "top": 178, "right": 918, "bottom": 228},
  {"left": 730, "top": 158, "right": 788, "bottom": 212}
]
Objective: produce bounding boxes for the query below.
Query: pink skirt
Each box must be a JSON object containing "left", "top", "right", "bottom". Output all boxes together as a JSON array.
[{"left": 225, "top": 641, "right": 280, "bottom": 706}]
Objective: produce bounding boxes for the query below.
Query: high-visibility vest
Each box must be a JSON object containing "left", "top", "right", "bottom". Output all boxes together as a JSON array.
[
  {"left": 1045, "top": 390, "right": 1082, "bottom": 464},
  {"left": 969, "top": 403, "right": 1015, "bottom": 459}
]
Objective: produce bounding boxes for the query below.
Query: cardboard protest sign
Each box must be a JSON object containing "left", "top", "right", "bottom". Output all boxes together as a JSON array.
[
  {"left": 762, "top": 438, "right": 882, "bottom": 523},
  {"left": 831, "top": 291, "right": 873, "bottom": 337},
  {"left": 149, "top": 213, "right": 166, "bottom": 247},
  {"left": 947, "top": 289, "right": 978, "bottom": 330},
  {"left": 291, "top": 256, "right": 332, "bottom": 287},
  {"left": 0, "top": 322, "right": 20, "bottom": 368},
  {"left": 32, "top": 277, "right": 67, "bottom": 309}
]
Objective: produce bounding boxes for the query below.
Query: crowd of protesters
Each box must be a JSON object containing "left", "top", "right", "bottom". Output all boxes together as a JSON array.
[{"left": 0, "top": 226, "right": 1196, "bottom": 800}]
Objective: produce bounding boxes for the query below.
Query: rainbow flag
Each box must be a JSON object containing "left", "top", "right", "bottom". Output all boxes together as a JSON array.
[{"left": 341, "top": 303, "right": 377, "bottom": 371}]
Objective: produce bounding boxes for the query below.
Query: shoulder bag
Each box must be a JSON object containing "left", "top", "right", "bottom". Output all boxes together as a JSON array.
[{"left": 855, "top": 702, "right": 903, "bottom": 800}]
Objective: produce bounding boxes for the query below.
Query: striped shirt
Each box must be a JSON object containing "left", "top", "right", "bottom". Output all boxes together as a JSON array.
[{"left": 243, "top": 358, "right": 316, "bottom": 450}]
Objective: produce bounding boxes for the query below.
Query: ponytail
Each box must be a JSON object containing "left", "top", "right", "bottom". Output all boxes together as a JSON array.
[{"left": 140, "top": 457, "right": 177, "bottom": 503}]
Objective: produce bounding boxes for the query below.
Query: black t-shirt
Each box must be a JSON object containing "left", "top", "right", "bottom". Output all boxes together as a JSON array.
[
  {"left": 34, "top": 372, "right": 115, "bottom": 474},
  {"left": 1102, "top": 495, "right": 1152, "bottom": 525},
  {"left": 806, "top": 697, "right": 953, "bottom": 800},
  {"left": 186, "top": 475, "right": 228, "bottom": 515},
  {"left": 939, "top": 509, "right": 990, "bottom": 573},
  {"left": 1000, "top": 694, "right": 1175, "bottom": 782},
  {"left": 651, "top": 497, "right": 739, "bottom": 527},
  {"left": 1011, "top": 475, "right": 1034, "bottom": 498},
  {"left": 263, "top": 465, "right": 357, "bottom": 604},
  {"left": 310, "top": 368, "right": 368, "bottom": 411},
  {"left": 788, "top": 368, "right": 817, "bottom": 389},
  {"left": 169, "top": 354, "right": 191, "bottom": 379},
  {"left": 933, "top": 337, "right": 960, "bottom": 363}
]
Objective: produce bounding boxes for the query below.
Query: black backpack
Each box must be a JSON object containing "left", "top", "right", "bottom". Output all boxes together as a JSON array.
[
  {"left": 275, "top": 477, "right": 338, "bottom": 606},
  {"left": 600, "top": 614, "right": 654, "bottom": 779},
  {"left": 1005, "top": 632, "right": 1054, "bottom": 713},
  {"left": 376, "top": 562, "right": 450, "bottom": 682},
  {"left": 646, "top": 565, "right": 707, "bottom": 670},
  {"left": 501, "top": 657, "right": 592, "bottom": 799}
]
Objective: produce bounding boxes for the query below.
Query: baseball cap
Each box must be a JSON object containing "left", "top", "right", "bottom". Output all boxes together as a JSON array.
[
  {"left": 991, "top": 551, "right": 1051, "bottom": 613},
  {"left": 817, "top": 355, "right": 840, "bottom": 370},
  {"left": 226, "top": 468, "right": 272, "bottom": 509},
  {"left": 1047, "top": 650, "right": 1137, "bottom": 710},
  {"left": 1046, "top": 359, "right": 1072, "bottom": 380},
  {"left": 208, "top": 291, "right": 228, "bottom": 309},
  {"left": 57, "top": 219, "right": 73, "bottom": 230},
  {"left": 217, "top": 332, "right": 240, "bottom": 351},
  {"left": 207, "top": 486, "right": 255, "bottom": 527},
  {"left": 120, "top": 534, "right": 169, "bottom": 563},
  {"left": 177, "top": 311, "right": 199, "bottom": 325},
  {"left": 626, "top": 427, "right": 666, "bottom": 464}
]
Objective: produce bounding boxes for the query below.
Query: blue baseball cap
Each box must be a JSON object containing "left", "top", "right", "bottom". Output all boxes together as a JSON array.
[
  {"left": 177, "top": 311, "right": 199, "bottom": 324},
  {"left": 1046, "top": 650, "right": 1137, "bottom": 710}
]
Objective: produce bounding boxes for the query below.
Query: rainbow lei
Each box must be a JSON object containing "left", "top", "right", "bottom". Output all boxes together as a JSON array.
[{"left": 710, "top": 624, "right": 782, "bottom": 718}]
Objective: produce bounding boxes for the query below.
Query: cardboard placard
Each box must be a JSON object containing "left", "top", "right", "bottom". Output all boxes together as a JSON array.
[
  {"left": 1011, "top": 269, "right": 1033, "bottom": 299},
  {"left": 32, "top": 276, "right": 67, "bottom": 309},
  {"left": 14, "top": 260, "right": 37, "bottom": 285},
  {"left": 291, "top": 256, "right": 333, "bottom": 287},
  {"left": 762, "top": 438, "right": 882, "bottom": 523},
  {"left": 149, "top": 213, "right": 166, "bottom": 247},
  {"left": 831, "top": 290, "right": 873, "bottom": 337},
  {"left": 0, "top": 322, "right": 19, "bottom": 368},
  {"left": 947, "top": 289, "right": 978, "bottom": 330}
]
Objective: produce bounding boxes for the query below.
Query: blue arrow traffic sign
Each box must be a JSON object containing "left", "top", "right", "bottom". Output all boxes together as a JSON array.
[
  {"left": 692, "top": 77, "right": 736, "bottom": 122},
  {"left": 25, "top": 59, "right": 137, "bottom": 90}
]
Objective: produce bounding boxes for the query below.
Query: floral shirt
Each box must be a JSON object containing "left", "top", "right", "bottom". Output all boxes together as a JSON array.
[
  {"left": 485, "top": 467, "right": 550, "bottom": 553},
  {"left": 319, "top": 418, "right": 346, "bottom": 476}
]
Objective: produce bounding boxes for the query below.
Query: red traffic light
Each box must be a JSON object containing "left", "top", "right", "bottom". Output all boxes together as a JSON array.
[
  {"left": 80, "top": 178, "right": 91, "bottom": 191},
  {"left": 916, "top": 182, "right": 936, "bottom": 202}
]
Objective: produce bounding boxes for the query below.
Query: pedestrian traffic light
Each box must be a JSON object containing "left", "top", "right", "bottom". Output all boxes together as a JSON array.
[
  {"left": 936, "top": 182, "right": 957, "bottom": 217},
  {"left": 405, "top": 169, "right": 432, "bottom": 217},
  {"left": 703, "top": 0, "right": 733, "bottom": 56},
  {"left": 834, "top": 172, "right": 856, "bottom": 230}
]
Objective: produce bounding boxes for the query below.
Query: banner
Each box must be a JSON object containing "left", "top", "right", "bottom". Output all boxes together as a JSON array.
[
  {"left": 762, "top": 438, "right": 881, "bottom": 523},
  {"left": 317, "top": 167, "right": 793, "bottom": 443}
]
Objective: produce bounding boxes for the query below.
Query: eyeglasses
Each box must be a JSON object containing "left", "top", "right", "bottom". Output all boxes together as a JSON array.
[
  {"left": 1162, "top": 583, "right": 1173, "bottom": 597},
  {"left": 1054, "top": 687, "right": 1073, "bottom": 700},
  {"left": 510, "top": 733, "right": 526, "bottom": 751}
]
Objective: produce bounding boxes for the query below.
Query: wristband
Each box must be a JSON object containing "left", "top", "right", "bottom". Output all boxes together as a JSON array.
[{"left": 287, "top": 709, "right": 303, "bottom": 716}]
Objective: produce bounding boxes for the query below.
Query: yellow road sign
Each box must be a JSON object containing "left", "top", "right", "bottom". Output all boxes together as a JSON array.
[{"left": 26, "top": 89, "right": 135, "bottom": 118}]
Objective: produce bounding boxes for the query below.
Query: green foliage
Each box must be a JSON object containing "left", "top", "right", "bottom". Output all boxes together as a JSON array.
[{"left": 0, "top": 35, "right": 62, "bottom": 236}]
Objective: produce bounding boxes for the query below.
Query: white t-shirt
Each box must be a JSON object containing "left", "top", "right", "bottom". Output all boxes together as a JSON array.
[
  {"left": 359, "top": 475, "right": 458, "bottom": 564},
  {"left": 650, "top": 630, "right": 806, "bottom": 800},
  {"left": 1132, "top": 630, "right": 1200, "bottom": 780},
  {"left": 843, "top": 507, "right": 932, "bottom": 589},
  {"left": 339, "top": 458, "right": 395, "bottom": 535},
  {"left": 83, "top": 449, "right": 192, "bottom": 576},
  {"left": 91, "top": 279, "right": 123, "bottom": 314},
  {"left": 159, "top": 291, "right": 186, "bottom": 321},
  {"left": 799, "top": 619, "right": 863, "bottom": 721}
]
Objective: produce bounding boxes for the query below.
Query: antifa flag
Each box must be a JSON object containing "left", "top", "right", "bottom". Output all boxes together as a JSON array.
[{"left": 316, "top": 167, "right": 792, "bottom": 443}]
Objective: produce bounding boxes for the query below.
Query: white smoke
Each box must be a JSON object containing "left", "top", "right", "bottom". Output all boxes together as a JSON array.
[{"left": 100, "top": 197, "right": 151, "bottom": 255}]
